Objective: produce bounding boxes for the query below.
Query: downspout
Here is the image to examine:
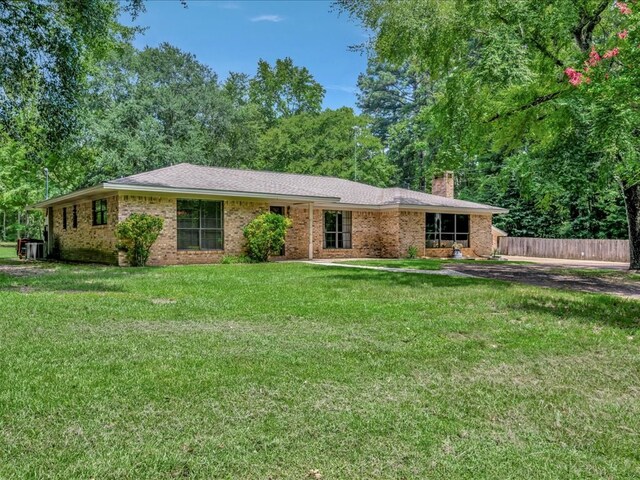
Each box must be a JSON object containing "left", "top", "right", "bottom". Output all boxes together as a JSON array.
[{"left": 308, "top": 203, "right": 314, "bottom": 260}]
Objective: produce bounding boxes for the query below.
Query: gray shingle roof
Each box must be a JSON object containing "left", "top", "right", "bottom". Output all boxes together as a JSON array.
[{"left": 108, "top": 163, "right": 506, "bottom": 212}]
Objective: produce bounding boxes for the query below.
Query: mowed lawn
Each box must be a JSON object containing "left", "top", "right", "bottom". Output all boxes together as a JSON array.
[
  {"left": 335, "top": 258, "right": 530, "bottom": 270},
  {"left": 1, "top": 247, "right": 639, "bottom": 479}
]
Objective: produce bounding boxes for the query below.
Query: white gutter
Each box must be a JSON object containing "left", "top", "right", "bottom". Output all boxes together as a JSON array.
[
  {"left": 312, "top": 202, "right": 509, "bottom": 215},
  {"left": 30, "top": 183, "right": 341, "bottom": 209},
  {"left": 29, "top": 185, "right": 106, "bottom": 209}
]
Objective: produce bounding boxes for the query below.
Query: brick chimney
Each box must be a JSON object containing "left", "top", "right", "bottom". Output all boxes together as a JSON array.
[{"left": 431, "top": 171, "right": 454, "bottom": 198}]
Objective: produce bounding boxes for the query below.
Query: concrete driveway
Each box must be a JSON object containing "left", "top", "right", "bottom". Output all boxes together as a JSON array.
[
  {"left": 503, "top": 255, "right": 629, "bottom": 270},
  {"left": 446, "top": 258, "right": 639, "bottom": 299}
]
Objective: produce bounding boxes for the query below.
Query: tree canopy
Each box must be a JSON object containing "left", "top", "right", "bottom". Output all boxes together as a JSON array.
[
  {"left": 338, "top": 0, "right": 640, "bottom": 267},
  {"left": 255, "top": 107, "right": 396, "bottom": 187},
  {"left": 249, "top": 57, "right": 326, "bottom": 123}
]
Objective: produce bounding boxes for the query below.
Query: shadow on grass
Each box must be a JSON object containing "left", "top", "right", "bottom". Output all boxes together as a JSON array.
[
  {"left": 319, "top": 266, "right": 640, "bottom": 331},
  {"left": 318, "top": 266, "right": 509, "bottom": 290},
  {"left": 509, "top": 293, "right": 640, "bottom": 331},
  {"left": 0, "top": 263, "right": 155, "bottom": 295}
]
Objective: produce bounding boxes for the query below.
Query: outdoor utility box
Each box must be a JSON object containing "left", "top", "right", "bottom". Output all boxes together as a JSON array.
[{"left": 25, "top": 242, "right": 44, "bottom": 260}]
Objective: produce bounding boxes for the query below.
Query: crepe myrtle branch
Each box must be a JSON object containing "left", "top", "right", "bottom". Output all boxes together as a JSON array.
[{"left": 487, "top": 91, "right": 563, "bottom": 123}]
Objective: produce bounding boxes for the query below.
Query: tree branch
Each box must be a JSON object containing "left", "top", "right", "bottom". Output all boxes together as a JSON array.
[
  {"left": 487, "top": 91, "right": 563, "bottom": 123},
  {"left": 573, "top": 0, "right": 609, "bottom": 53}
]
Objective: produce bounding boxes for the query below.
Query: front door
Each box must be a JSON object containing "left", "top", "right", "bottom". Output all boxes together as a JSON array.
[{"left": 270, "top": 206, "right": 286, "bottom": 256}]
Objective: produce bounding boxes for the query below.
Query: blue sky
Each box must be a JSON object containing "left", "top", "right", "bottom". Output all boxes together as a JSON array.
[{"left": 121, "top": 0, "right": 369, "bottom": 110}]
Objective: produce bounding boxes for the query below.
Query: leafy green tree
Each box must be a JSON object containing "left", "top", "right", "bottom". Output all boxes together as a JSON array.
[
  {"left": 254, "top": 108, "right": 396, "bottom": 187},
  {"left": 249, "top": 57, "right": 325, "bottom": 123},
  {"left": 83, "top": 43, "right": 263, "bottom": 184},
  {"left": 223, "top": 72, "right": 251, "bottom": 107},
  {"left": 357, "top": 58, "right": 435, "bottom": 188},
  {"left": 0, "top": 0, "right": 144, "bottom": 229},
  {"left": 338, "top": 0, "right": 640, "bottom": 268},
  {"left": 357, "top": 59, "right": 431, "bottom": 141},
  {"left": 0, "top": 0, "right": 141, "bottom": 146}
]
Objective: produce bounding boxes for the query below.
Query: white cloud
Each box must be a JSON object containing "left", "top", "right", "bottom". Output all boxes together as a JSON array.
[
  {"left": 250, "top": 14, "right": 284, "bottom": 23},
  {"left": 326, "top": 84, "right": 358, "bottom": 94}
]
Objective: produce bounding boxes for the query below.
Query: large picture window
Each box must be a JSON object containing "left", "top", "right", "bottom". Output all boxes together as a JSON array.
[
  {"left": 324, "top": 210, "right": 352, "bottom": 249},
  {"left": 177, "top": 200, "right": 224, "bottom": 250},
  {"left": 92, "top": 199, "right": 108, "bottom": 226},
  {"left": 426, "top": 213, "right": 469, "bottom": 248}
]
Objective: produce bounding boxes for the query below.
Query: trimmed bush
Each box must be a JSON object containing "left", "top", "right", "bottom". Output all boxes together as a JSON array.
[
  {"left": 243, "top": 212, "right": 292, "bottom": 262},
  {"left": 115, "top": 213, "right": 164, "bottom": 267}
]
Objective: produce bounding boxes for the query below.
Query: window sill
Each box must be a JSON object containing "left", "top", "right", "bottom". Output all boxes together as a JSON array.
[{"left": 177, "top": 249, "right": 224, "bottom": 252}]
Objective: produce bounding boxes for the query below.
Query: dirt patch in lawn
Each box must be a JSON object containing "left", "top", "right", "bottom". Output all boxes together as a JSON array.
[
  {"left": 445, "top": 263, "right": 640, "bottom": 299},
  {"left": 0, "top": 262, "right": 55, "bottom": 278}
]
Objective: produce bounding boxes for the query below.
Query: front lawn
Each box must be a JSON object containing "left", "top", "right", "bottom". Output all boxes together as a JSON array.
[
  {"left": 335, "top": 258, "right": 528, "bottom": 270},
  {"left": 549, "top": 267, "right": 640, "bottom": 282},
  {"left": 1, "top": 257, "right": 639, "bottom": 478}
]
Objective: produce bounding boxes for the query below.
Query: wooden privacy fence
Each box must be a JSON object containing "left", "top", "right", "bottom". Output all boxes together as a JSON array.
[{"left": 498, "top": 237, "right": 630, "bottom": 263}]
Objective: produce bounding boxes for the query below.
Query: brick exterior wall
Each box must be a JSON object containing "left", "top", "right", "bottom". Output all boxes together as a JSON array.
[
  {"left": 51, "top": 192, "right": 495, "bottom": 265},
  {"left": 470, "top": 214, "right": 493, "bottom": 256},
  {"left": 118, "top": 195, "right": 268, "bottom": 266},
  {"left": 52, "top": 194, "right": 119, "bottom": 264}
]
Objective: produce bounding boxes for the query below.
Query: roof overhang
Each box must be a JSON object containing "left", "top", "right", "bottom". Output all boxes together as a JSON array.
[
  {"left": 29, "top": 183, "right": 341, "bottom": 209},
  {"left": 29, "top": 185, "right": 107, "bottom": 209},
  {"left": 313, "top": 202, "right": 509, "bottom": 215}
]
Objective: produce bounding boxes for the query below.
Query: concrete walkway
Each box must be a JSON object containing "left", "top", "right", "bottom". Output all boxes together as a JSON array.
[{"left": 303, "top": 261, "right": 474, "bottom": 278}]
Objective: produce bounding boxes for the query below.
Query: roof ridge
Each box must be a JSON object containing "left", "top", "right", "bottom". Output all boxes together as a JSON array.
[
  {"left": 110, "top": 162, "right": 191, "bottom": 183},
  {"left": 169, "top": 163, "right": 382, "bottom": 188}
]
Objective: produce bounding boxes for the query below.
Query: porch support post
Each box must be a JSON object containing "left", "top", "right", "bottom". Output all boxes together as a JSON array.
[{"left": 308, "top": 203, "right": 314, "bottom": 260}]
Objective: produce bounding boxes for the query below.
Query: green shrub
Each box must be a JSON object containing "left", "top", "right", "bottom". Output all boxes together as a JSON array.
[
  {"left": 115, "top": 213, "right": 164, "bottom": 267},
  {"left": 221, "top": 254, "right": 253, "bottom": 264},
  {"left": 406, "top": 245, "right": 418, "bottom": 259},
  {"left": 243, "top": 212, "right": 292, "bottom": 262}
]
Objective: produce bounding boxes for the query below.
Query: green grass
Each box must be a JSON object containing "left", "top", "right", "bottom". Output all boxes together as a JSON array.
[
  {"left": 1, "top": 251, "right": 639, "bottom": 478},
  {"left": 335, "top": 258, "right": 528, "bottom": 270},
  {"left": 0, "top": 244, "right": 15, "bottom": 257}
]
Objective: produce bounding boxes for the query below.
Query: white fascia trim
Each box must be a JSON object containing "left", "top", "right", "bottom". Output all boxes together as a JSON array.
[
  {"left": 30, "top": 183, "right": 340, "bottom": 209},
  {"left": 104, "top": 183, "right": 341, "bottom": 203},
  {"left": 29, "top": 185, "right": 108, "bottom": 209},
  {"left": 313, "top": 202, "right": 509, "bottom": 215}
]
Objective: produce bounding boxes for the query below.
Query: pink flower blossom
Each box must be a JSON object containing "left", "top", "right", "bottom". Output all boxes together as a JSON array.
[
  {"left": 586, "top": 48, "right": 601, "bottom": 66},
  {"left": 603, "top": 47, "right": 620, "bottom": 58},
  {"left": 618, "top": 30, "right": 629, "bottom": 39},
  {"left": 616, "top": 2, "right": 633, "bottom": 15},
  {"left": 564, "top": 67, "right": 584, "bottom": 86}
]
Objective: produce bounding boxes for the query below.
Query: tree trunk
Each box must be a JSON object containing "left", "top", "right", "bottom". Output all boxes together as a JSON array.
[{"left": 622, "top": 181, "right": 640, "bottom": 270}]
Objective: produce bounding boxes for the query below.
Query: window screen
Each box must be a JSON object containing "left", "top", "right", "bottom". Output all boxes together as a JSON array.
[{"left": 177, "top": 200, "right": 224, "bottom": 250}]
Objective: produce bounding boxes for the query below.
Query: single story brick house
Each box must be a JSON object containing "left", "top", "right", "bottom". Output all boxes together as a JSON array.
[{"left": 32, "top": 164, "right": 507, "bottom": 266}]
